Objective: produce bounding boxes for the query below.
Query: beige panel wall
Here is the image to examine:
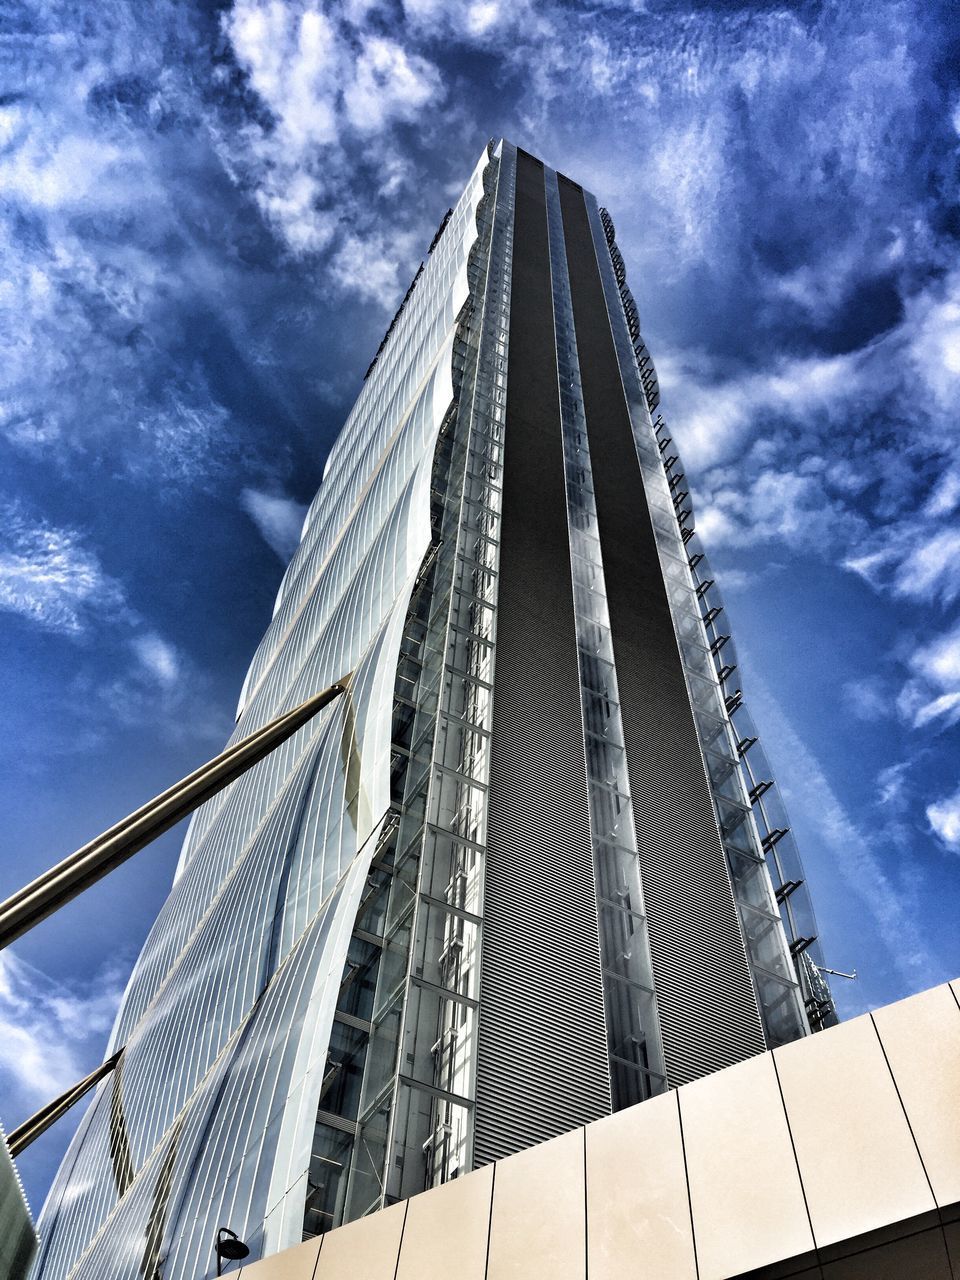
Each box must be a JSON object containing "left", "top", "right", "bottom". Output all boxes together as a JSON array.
[
  {"left": 239, "top": 1237, "right": 320, "bottom": 1280},
  {"left": 871, "top": 982, "right": 960, "bottom": 1206},
  {"left": 681, "top": 1049, "right": 814, "bottom": 1279},
  {"left": 486, "top": 1126, "right": 584, "bottom": 1280},
  {"left": 586, "top": 1090, "right": 696, "bottom": 1280},
  {"left": 394, "top": 1162, "right": 493, "bottom": 1280},
  {"left": 239, "top": 980, "right": 960, "bottom": 1280},
  {"left": 314, "top": 1198, "right": 405, "bottom": 1280},
  {"left": 773, "top": 1013, "right": 935, "bottom": 1247}
]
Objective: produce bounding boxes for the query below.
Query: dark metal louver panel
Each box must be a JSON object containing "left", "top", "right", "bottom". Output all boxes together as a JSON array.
[
  {"left": 474, "top": 150, "right": 611, "bottom": 1166},
  {"left": 556, "top": 174, "right": 767, "bottom": 1084}
]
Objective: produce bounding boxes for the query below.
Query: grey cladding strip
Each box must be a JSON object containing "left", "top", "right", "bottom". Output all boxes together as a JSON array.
[{"left": 475, "top": 149, "right": 611, "bottom": 1166}]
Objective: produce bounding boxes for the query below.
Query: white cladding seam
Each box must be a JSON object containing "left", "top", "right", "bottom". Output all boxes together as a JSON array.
[
  {"left": 34, "top": 150, "right": 489, "bottom": 1280},
  {"left": 581, "top": 195, "right": 809, "bottom": 1049}
]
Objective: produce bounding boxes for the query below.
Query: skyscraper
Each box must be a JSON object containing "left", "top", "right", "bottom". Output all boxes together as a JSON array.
[{"left": 35, "top": 140, "right": 834, "bottom": 1280}]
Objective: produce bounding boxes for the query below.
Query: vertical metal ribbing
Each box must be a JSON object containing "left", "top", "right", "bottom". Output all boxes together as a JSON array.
[
  {"left": 556, "top": 174, "right": 767, "bottom": 1085},
  {"left": 474, "top": 149, "right": 611, "bottom": 1166}
]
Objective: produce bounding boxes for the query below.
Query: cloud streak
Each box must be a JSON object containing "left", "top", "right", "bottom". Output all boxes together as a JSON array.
[
  {"left": 0, "top": 502, "right": 127, "bottom": 635},
  {"left": 240, "top": 486, "right": 308, "bottom": 560},
  {"left": 928, "top": 787, "right": 960, "bottom": 852},
  {"left": 0, "top": 952, "right": 126, "bottom": 1116},
  {"left": 747, "top": 681, "right": 940, "bottom": 994}
]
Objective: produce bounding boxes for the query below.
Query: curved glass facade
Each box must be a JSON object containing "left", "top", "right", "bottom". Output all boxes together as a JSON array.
[
  {"left": 35, "top": 139, "right": 832, "bottom": 1280},
  {"left": 35, "top": 147, "right": 490, "bottom": 1280}
]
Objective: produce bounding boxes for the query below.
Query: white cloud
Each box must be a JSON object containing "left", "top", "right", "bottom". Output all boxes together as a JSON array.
[
  {"left": 343, "top": 36, "right": 442, "bottom": 133},
  {"left": 843, "top": 677, "right": 891, "bottom": 724},
  {"left": 890, "top": 528, "right": 960, "bottom": 606},
  {"left": 0, "top": 31, "right": 238, "bottom": 488},
  {"left": 226, "top": 4, "right": 340, "bottom": 150},
  {"left": 924, "top": 469, "right": 960, "bottom": 518},
  {"left": 927, "top": 787, "right": 960, "bottom": 852},
  {"left": 876, "top": 761, "right": 910, "bottom": 808},
  {"left": 330, "top": 229, "right": 415, "bottom": 304},
  {"left": 896, "top": 620, "right": 960, "bottom": 730},
  {"left": 0, "top": 125, "right": 126, "bottom": 212},
  {"left": 132, "top": 394, "right": 233, "bottom": 486},
  {"left": 241, "top": 486, "right": 308, "bottom": 560},
  {"left": 912, "top": 691, "right": 960, "bottom": 729},
  {"left": 220, "top": 2, "right": 342, "bottom": 253},
  {"left": 93, "top": 635, "right": 221, "bottom": 742},
  {"left": 221, "top": 4, "right": 443, "bottom": 266},
  {"left": 250, "top": 168, "right": 338, "bottom": 255},
  {"left": 694, "top": 465, "right": 864, "bottom": 555},
  {"left": 661, "top": 348, "right": 859, "bottom": 472},
  {"left": 844, "top": 520, "right": 960, "bottom": 611},
  {"left": 0, "top": 952, "right": 126, "bottom": 1111},
  {"left": 401, "top": 0, "right": 536, "bottom": 44},
  {"left": 912, "top": 622, "right": 960, "bottom": 688},
  {"left": 906, "top": 272, "right": 960, "bottom": 412},
  {"left": 0, "top": 503, "right": 126, "bottom": 635},
  {"left": 132, "top": 634, "right": 181, "bottom": 688}
]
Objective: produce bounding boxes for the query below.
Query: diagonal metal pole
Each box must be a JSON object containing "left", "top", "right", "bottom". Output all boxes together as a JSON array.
[
  {"left": 6, "top": 1052, "right": 124, "bottom": 1158},
  {"left": 0, "top": 677, "right": 351, "bottom": 952}
]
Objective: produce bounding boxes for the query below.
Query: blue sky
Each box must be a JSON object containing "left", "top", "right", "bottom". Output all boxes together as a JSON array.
[{"left": 2, "top": 0, "right": 959, "bottom": 1214}]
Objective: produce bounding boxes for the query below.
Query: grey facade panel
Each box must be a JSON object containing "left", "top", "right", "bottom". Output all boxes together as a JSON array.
[
  {"left": 555, "top": 174, "right": 767, "bottom": 1083},
  {"left": 474, "top": 150, "right": 611, "bottom": 1166}
]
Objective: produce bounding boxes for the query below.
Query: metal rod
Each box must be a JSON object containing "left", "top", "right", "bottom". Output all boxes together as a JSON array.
[
  {"left": 0, "top": 678, "right": 350, "bottom": 951},
  {"left": 815, "top": 965, "right": 858, "bottom": 981},
  {"left": 7, "top": 1052, "right": 123, "bottom": 1157}
]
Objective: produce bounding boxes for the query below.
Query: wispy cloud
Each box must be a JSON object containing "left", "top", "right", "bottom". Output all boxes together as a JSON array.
[
  {"left": 0, "top": 497, "right": 201, "bottom": 745},
  {"left": 220, "top": 2, "right": 444, "bottom": 266},
  {"left": 927, "top": 786, "right": 960, "bottom": 852},
  {"left": 0, "top": 952, "right": 126, "bottom": 1116},
  {"left": 131, "top": 633, "right": 181, "bottom": 688},
  {"left": 0, "top": 502, "right": 127, "bottom": 635},
  {"left": 747, "top": 679, "right": 938, "bottom": 992},
  {"left": 0, "top": 2, "right": 243, "bottom": 486},
  {"left": 240, "top": 486, "right": 308, "bottom": 560},
  {"left": 897, "top": 619, "right": 960, "bottom": 731},
  {"left": 842, "top": 677, "right": 893, "bottom": 724}
]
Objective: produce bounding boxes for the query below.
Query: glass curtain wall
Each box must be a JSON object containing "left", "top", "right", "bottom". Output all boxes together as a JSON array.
[
  {"left": 33, "top": 146, "right": 492, "bottom": 1280},
  {"left": 304, "top": 139, "right": 517, "bottom": 1232}
]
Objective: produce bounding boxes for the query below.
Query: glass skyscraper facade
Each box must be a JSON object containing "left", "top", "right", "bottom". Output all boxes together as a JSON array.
[{"left": 34, "top": 141, "right": 834, "bottom": 1280}]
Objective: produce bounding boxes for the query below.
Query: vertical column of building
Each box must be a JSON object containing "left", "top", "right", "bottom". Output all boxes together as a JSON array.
[
  {"left": 581, "top": 198, "right": 818, "bottom": 1046},
  {"left": 376, "top": 139, "right": 518, "bottom": 1200},
  {"left": 556, "top": 175, "right": 771, "bottom": 1084},
  {"left": 298, "top": 153, "right": 503, "bottom": 1232},
  {"left": 542, "top": 168, "right": 668, "bottom": 1108},
  {"left": 473, "top": 149, "right": 612, "bottom": 1166},
  {"left": 330, "top": 141, "right": 520, "bottom": 1222}
]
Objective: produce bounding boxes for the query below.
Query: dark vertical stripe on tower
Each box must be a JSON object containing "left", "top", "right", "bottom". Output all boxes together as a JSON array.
[
  {"left": 556, "top": 174, "right": 767, "bottom": 1084},
  {"left": 474, "top": 150, "right": 611, "bottom": 1165}
]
